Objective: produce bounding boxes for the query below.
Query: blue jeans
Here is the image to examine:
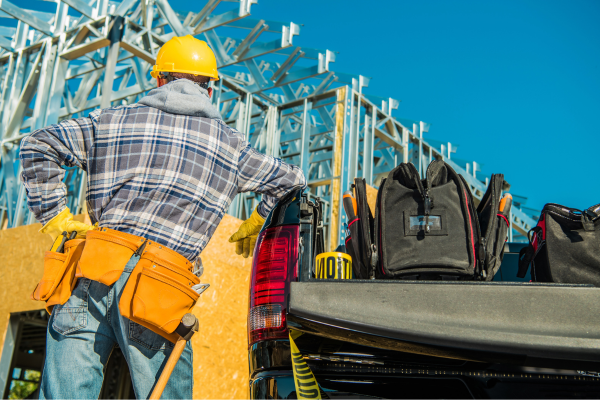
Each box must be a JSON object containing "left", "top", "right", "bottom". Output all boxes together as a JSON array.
[{"left": 39, "top": 255, "right": 193, "bottom": 399}]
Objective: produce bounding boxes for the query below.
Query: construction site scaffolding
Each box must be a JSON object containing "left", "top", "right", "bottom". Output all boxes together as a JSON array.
[{"left": 0, "top": 0, "right": 536, "bottom": 248}]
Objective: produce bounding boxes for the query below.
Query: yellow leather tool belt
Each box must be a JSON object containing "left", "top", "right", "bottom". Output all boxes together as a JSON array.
[{"left": 33, "top": 227, "right": 200, "bottom": 343}]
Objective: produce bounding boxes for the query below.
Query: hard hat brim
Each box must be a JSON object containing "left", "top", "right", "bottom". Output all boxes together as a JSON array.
[{"left": 151, "top": 68, "right": 219, "bottom": 81}]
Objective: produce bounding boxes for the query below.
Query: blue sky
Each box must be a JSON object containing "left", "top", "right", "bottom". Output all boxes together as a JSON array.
[
  {"left": 214, "top": 0, "right": 599, "bottom": 213},
  {"left": 15, "top": 0, "right": 600, "bottom": 213}
]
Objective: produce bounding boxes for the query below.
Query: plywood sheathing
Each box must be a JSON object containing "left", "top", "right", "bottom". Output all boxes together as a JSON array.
[
  {"left": 0, "top": 222, "right": 51, "bottom": 359},
  {"left": 192, "top": 214, "right": 251, "bottom": 399},
  {"left": 0, "top": 214, "right": 250, "bottom": 399}
]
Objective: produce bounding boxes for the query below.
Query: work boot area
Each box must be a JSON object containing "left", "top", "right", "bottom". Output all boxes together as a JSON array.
[{"left": 0, "top": 0, "right": 598, "bottom": 399}]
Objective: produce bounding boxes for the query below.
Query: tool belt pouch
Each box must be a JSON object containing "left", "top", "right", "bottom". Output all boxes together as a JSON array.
[
  {"left": 77, "top": 228, "right": 143, "bottom": 286},
  {"left": 119, "top": 251, "right": 200, "bottom": 343},
  {"left": 32, "top": 239, "right": 85, "bottom": 314}
]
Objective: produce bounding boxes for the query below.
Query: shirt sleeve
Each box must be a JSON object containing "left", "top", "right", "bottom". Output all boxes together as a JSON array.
[
  {"left": 237, "top": 142, "right": 307, "bottom": 219},
  {"left": 19, "top": 113, "right": 98, "bottom": 225}
]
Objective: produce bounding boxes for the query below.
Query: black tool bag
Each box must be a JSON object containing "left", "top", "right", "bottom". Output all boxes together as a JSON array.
[
  {"left": 518, "top": 203, "right": 600, "bottom": 286},
  {"left": 373, "top": 160, "right": 509, "bottom": 280},
  {"left": 346, "top": 178, "right": 376, "bottom": 279}
]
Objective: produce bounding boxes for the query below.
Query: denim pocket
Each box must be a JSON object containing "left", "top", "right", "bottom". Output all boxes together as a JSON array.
[
  {"left": 128, "top": 321, "right": 174, "bottom": 351},
  {"left": 51, "top": 278, "right": 90, "bottom": 335}
]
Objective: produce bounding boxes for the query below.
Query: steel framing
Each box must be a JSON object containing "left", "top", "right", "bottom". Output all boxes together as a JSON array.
[{"left": 0, "top": 0, "right": 535, "bottom": 247}]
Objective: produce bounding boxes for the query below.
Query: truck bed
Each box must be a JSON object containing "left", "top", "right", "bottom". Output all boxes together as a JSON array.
[{"left": 288, "top": 280, "right": 600, "bottom": 369}]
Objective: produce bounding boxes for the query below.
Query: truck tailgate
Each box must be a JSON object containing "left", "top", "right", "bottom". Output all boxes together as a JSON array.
[{"left": 288, "top": 280, "right": 600, "bottom": 366}]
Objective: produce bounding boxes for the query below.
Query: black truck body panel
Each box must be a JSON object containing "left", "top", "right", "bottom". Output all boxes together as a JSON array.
[{"left": 288, "top": 280, "right": 600, "bottom": 369}]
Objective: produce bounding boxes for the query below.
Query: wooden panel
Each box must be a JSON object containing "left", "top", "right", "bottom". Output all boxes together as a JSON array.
[
  {"left": 329, "top": 86, "right": 345, "bottom": 251},
  {"left": 0, "top": 222, "right": 51, "bottom": 356},
  {"left": 0, "top": 214, "right": 250, "bottom": 399},
  {"left": 192, "top": 214, "right": 251, "bottom": 399}
]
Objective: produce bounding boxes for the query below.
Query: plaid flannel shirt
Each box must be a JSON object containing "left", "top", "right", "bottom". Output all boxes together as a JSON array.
[{"left": 20, "top": 104, "right": 306, "bottom": 261}]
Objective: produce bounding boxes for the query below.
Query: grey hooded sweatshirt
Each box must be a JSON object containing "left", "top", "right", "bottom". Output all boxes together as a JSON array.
[{"left": 138, "top": 79, "right": 222, "bottom": 119}]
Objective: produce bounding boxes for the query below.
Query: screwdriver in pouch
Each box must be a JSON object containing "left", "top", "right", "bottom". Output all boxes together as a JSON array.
[
  {"left": 343, "top": 190, "right": 358, "bottom": 221},
  {"left": 56, "top": 231, "right": 77, "bottom": 254},
  {"left": 50, "top": 231, "right": 68, "bottom": 252}
]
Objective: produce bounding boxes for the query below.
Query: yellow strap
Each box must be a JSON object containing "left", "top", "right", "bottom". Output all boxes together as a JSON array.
[{"left": 289, "top": 330, "right": 321, "bottom": 400}]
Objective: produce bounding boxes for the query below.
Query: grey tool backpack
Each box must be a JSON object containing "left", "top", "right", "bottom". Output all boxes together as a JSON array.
[{"left": 367, "top": 160, "right": 509, "bottom": 280}]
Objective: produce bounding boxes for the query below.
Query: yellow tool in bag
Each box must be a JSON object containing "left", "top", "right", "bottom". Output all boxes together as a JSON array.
[{"left": 315, "top": 252, "right": 352, "bottom": 280}]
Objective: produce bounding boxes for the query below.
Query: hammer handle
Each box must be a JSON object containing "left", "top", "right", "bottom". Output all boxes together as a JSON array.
[{"left": 149, "top": 337, "right": 187, "bottom": 399}]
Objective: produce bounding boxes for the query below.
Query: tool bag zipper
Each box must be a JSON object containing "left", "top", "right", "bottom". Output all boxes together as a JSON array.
[
  {"left": 423, "top": 161, "right": 481, "bottom": 277},
  {"left": 457, "top": 174, "right": 483, "bottom": 277}
]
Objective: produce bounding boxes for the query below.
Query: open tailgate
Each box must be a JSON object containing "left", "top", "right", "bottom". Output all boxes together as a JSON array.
[{"left": 288, "top": 280, "right": 600, "bottom": 366}]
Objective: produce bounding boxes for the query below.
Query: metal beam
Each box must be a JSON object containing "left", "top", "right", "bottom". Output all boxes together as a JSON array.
[
  {"left": 62, "top": 0, "right": 94, "bottom": 19},
  {"left": 0, "top": 35, "right": 12, "bottom": 51},
  {"left": 0, "top": 0, "right": 53, "bottom": 36}
]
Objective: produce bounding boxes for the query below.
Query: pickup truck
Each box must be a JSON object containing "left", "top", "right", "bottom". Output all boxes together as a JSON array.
[{"left": 248, "top": 190, "right": 600, "bottom": 399}]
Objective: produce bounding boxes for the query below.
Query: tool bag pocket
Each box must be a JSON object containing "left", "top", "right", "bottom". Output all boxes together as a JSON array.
[
  {"left": 78, "top": 228, "right": 143, "bottom": 286},
  {"left": 32, "top": 239, "right": 86, "bottom": 313},
  {"left": 475, "top": 174, "right": 510, "bottom": 280},
  {"left": 120, "top": 253, "right": 200, "bottom": 343},
  {"left": 348, "top": 178, "right": 376, "bottom": 279}
]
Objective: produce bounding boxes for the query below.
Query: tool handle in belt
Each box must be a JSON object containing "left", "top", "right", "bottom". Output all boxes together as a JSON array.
[
  {"left": 56, "top": 231, "right": 77, "bottom": 253},
  {"left": 149, "top": 338, "right": 187, "bottom": 400},
  {"left": 149, "top": 313, "right": 199, "bottom": 400},
  {"left": 50, "top": 231, "right": 68, "bottom": 252}
]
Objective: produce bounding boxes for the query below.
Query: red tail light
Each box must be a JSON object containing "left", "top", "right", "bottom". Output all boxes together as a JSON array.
[{"left": 248, "top": 225, "right": 299, "bottom": 346}]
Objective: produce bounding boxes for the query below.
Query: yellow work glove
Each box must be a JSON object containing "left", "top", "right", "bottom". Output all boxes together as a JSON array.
[
  {"left": 228, "top": 209, "right": 266, "bottom": 258},
  {"left": 40, "top": 207, "right": 94, "bottom": 242}
]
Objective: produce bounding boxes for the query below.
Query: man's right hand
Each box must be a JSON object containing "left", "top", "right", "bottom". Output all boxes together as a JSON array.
[
  {"left": 40, "top": 207, "right": 94, "bottom": 242},
  {"left": 228, "top": 209, "right": 266, "bottom": 258}
]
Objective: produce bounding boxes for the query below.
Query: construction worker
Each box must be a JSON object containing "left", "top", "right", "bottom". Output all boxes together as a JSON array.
[{"left": 20, "top": 35, "right": 306, "bottom": 399}]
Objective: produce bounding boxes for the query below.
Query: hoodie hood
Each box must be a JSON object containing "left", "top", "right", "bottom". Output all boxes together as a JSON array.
[{"left": 138, "top": 79, "right": 222, "bottom": 120}]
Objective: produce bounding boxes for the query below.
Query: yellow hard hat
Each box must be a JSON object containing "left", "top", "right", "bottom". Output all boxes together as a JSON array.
[{"left": 151, "top": 35, "right": 219, "bottom": 81}]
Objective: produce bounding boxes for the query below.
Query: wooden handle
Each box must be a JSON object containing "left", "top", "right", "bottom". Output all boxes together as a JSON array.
[{"left": 149, "top": 337, "right": 187, "bottom": 400}]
